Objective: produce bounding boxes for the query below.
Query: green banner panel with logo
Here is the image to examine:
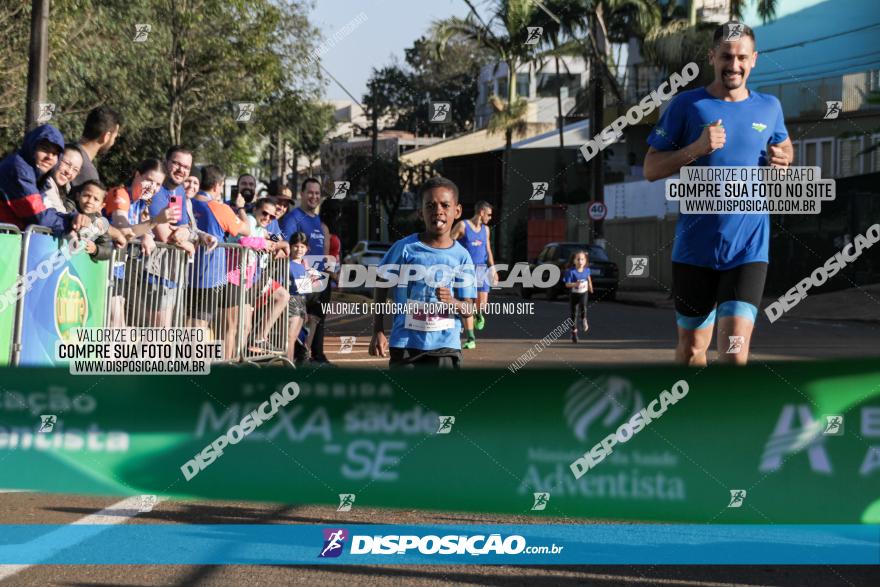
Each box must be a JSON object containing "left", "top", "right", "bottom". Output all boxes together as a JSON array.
[
  {"left": 0, "top": 231, "right": 22, "bottom": 365},
  {"left": 0, "top": 360, "right": 877, "bottom": 523},
  {"left": 18, "top": 233, "right": 107, "bottom": 366}
]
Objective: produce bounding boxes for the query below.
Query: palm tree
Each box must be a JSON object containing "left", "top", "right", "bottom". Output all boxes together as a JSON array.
[
  {"left": 432, "top": 0, "right": 547, "bottom": 261},
  {"left": 646, "top": 0, "right": 779, "bottom": 82},
  {"left": 535, "top": 0, "right": 659, "bottom": 236}
]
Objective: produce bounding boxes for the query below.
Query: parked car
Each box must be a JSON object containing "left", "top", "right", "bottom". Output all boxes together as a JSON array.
[
  {"left": 518, "top": 242, "right": 619, "bottom": 300},
  {"left": 340, "top": 241, "right": 392, "bottom": 292}
]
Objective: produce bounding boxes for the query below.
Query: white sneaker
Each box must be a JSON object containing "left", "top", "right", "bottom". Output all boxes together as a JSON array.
[{"left": 582, "top": 318, "right": 589, "bottom": 332}]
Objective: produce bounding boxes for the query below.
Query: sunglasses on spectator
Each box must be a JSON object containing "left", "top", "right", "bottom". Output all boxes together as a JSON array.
[{"left": 260, "top": 211, "right": 277, "bottom": 220}]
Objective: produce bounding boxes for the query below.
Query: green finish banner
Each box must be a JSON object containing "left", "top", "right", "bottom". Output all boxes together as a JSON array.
[
  {"left": 0, "top": 231, "right": 21, "bottom": 365},
  {"left": 0, "top": 361, "right": 878, "bottom": 523}
]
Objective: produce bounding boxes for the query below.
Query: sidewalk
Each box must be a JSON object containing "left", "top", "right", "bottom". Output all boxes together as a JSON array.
[{"left": 615, "top": 285, "right": 880, "bottom": 323}]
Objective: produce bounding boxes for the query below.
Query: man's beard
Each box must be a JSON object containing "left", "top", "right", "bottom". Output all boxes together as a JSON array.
[
  {"left": 240, "top": 189, "right": 255, "bottom": 203},
  {"left": 722, "top": 71, "right": 744, "bottom": 89}
]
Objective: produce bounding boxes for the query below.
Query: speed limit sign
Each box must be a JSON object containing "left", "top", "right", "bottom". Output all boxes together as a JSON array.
[{"left": 587, "top": 201, "right": 607, "bottom": 221}]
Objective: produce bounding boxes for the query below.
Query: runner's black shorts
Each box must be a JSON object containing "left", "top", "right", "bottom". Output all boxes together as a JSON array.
[
  {"left": 672, "top": 261, "right": 767, "bottom": 330},
  {"left": 389, "top": 347, "right": 462, "bottom": 369}
]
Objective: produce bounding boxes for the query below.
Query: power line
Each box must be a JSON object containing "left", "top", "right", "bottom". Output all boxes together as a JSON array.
[
  {"left": 316, "top": 61, "right": 364, "bottom": 110},
  {"left": 760, "top": 21, "right": 880, "bottom": 54},
  {"left": 750, "top": 50, "right": 880, "bottom": 79},
  {"left": 751, "top": 57, "right": 880, "bottom": 86}
]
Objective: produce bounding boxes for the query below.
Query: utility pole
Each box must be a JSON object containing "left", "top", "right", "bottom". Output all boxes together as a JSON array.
[
  {"left": 25, "top": 0, "right": 50, "bottom": 130},
  {"left": 589, "top": 11, "right": 605, "bottom": 241}
]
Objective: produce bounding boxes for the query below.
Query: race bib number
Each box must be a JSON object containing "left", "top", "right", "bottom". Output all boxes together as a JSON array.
[
  {"left": 574, "top": 280, "right": 588, "bottom": 294},
  {"left": 404, "top": 299, "right": 454, "bottom": 332}
]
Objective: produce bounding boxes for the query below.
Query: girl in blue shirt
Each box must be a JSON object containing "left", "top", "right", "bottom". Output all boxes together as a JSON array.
[{"left": 563, "top": 250, "right": 593, "bottom": 343}]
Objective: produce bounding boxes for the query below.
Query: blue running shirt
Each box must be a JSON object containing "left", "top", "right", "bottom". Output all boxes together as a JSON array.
[
  {"left": 647, "top": 87, "right": 788, "bottom": 270},
  {"left": 457, "top": 221, "right": 489, "bottom": 265},
  {"left": 379, "top": 234, "right": 477, "bottom": 351}
]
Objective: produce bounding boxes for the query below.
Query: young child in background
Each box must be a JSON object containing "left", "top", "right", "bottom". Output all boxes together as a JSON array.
[
  {"left": 72, "top": 180, "right": 114, "bottom": 262},
  {"left": 563, "top": 249, "right": 593, "bottom": 343},
  {"left": 287, "top": 231, "right": 320, "bottom": 364}
]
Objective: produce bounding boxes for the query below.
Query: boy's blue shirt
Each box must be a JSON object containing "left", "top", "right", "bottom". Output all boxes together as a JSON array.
[{"left": 379, "top": 233, "right": 477, "bottom": 351}]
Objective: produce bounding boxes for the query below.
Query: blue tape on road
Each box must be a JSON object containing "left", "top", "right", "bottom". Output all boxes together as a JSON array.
[{"left": 1, "top": 524, "right": 878, "bottom": 565}]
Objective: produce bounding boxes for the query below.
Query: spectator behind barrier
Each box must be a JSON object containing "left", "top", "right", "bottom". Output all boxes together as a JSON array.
[
  {"left": 71, "top": 106, "right": 122, "bottom": 189},
  {"left": 41, "top": 145, "right": 83, "bottom": 212},
  {"left": 70, "top": 180, "right": 113, "bottom": 262},
  {"left": 0, "top": 124, "right": 90, "bottom": 237},
  {"left": 188, "top": 164, "right": 250, "bottom": 330}
]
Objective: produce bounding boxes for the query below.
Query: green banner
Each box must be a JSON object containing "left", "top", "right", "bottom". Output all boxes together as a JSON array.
[
  {"left": 18, "top": 233, "right": 108, "bottom": 366},
  {"left": 0, "top": 361, "right": 878, "bottom": 523},
  {"left": 0, "top": 231, "right": 22, "bottom": 365}
]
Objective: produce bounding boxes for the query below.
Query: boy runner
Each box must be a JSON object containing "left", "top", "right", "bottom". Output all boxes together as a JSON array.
[
  {"left": 451, "top": 200, "right": 496, "bottom": 349},
  {"left": 644, "top": 22, "right": 793, "bottom": 366},
  {"left": 369, "top": 177, "right": 477, "bottom": 368}
]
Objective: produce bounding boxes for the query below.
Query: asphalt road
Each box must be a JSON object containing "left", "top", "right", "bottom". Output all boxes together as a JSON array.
[
  {"left": 2, "top": 492, "right": 878, "bottom": 586},
  {"left": 321, "top": 293, "right": 880, "bottom": 368},
  {"left": 4, "top": 294, "right": 879, "bottom": 585}
]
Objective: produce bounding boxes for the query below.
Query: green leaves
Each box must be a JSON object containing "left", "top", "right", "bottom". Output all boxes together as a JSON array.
[{"left": 1, "top": 0, "right": 324, "bottom": 183}]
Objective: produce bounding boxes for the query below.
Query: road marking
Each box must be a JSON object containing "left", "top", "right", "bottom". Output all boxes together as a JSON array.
[{"left": 0, "top": 495, "right": 163, "bottom": 581}]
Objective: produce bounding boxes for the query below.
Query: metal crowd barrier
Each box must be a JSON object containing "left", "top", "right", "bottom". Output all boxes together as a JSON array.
[
  {"left": 108, "top": 239, "right": 292, "bottom": 366},
  {"left": 0, "top": 224, "right": 22, "bottom": 366},
  {"left": 1, "top": 223, "right": 294, "bottom": 367},
  {"left": 107, "top": 241, "right": 188, "bottom": 329}
]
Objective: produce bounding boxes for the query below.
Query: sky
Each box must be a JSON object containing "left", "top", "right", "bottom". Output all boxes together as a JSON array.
[
  {"left": 308, "top": 0, "right": 828, "bottom": 103},
  {"left": 308, "top": 0, "right": 471, "bottom": 103}
]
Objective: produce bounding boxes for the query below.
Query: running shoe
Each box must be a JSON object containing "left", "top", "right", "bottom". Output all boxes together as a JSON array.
[
  {"left": 463, "top": 339, "right": 476, "bottom": 350},
  {"left": 571, "top": 329, "right": 578, "bottom": 344},
  {"left": 475, "top": 313, "right": 486, "bottom": 331},
  {"left": 582, "top": 318, "right": 589, "bottom": 333}
]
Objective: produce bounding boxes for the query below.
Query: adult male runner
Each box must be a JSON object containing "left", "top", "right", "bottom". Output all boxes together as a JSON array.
[
  {"left": 644, "top": 22, "right": 793, "bottom": 366},
  {"left": 451, "top": 201, "right": 496, "bottom": 349}
]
